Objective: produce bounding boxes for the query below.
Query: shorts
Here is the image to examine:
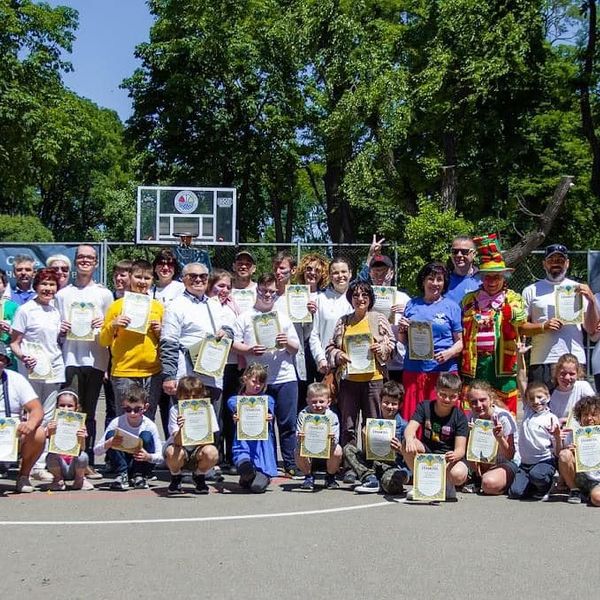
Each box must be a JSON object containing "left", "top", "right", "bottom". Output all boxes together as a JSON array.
[
  {"left": 164, "top": 444, "right": 204, "bottom": 472},
  {"left": 575, "top": 473, "right": 600, "bottom": 495}
]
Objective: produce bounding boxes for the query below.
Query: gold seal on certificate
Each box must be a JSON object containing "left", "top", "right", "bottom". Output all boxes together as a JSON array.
[
  {"left": 466, "top": 419, "right": 498, "bottom": 464},
  {"left": 22, "top": 341, "right": 53, "bottom": 381},
  {"left": 285, "top": 285, "right": 312, "bottom": 323},
  {"left": 237, "top": 396, "right": 269, "bottom": 441},
  {"left": 122, "top": 291, "right": 151, "bottom": 334},
  {"left": 49, "top": 409, "right": 86, "bottom": 457},
  {"left": 252, "top": 311, "right": 281, "bottom": 350},
  {"left": 574, "top": 426, "right": 600, "bottom": 472},
  {"left": 365, "top": 418, "right": 396, "bottom": 462},
  {"left": 231, "top": 288, "right": 256, "bottom": 314},
  {"left": 0, "top": 417, "right": 19, "bottom": 462},
  {"left": 179, "top": 398, "right": 214, "bottom": 446},
  {"left": 112, "top": 428, "right": 143, "bottom": 454},
  {"left": 412, "top": 454, "right": 446, "bottom": 502},
  {"left": 345, "top": 333, "right": 375, "bottom": 375},
  {"left": 408, "top": 321, "right": 434, "bottom": 360},
  {"left": 555, "top": 285, "right": 583, "bottom": 324},
  {"left": 372, "top": 286, "right": 396, "bottom": 321},
  {"left": 300, "top": 414, "right": 331, "bottom": 459},
  {"left": 67, "top": 302, "right": 96, "bottom": 341},
  {"left": 193, "top": 335, "right": 232, "bottom": 378}
]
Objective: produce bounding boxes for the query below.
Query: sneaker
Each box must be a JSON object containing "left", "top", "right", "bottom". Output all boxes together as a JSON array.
[
  {"left": 31, "top": 469, "right": 54, "bottom": 482},
  {"left": 533, "top": 491, "right": 550, "bottom": 502},
  {"left": 205, "top": 467, "right": 224, "bottom": 482},
  {"left": 132, "top": 475, "right": 149, "bottom": 490},
  {"left": 461, "top": 483, "right": 480, "bottom": 494},
  {"left": 355, "top": 475, "right": 380, "bottom": 494},
  {"left": 0, "top": 464, "right": 8, "bottom": 479},
  {"left": 110, "top": 473, "right": 130, "bottom": 491},
  {"left": 167, "top": 474, "right": 183, "bottom": 495},
  {"left": 85, "top": 466, "right": 103, "bottom": 480},
  {"left": 72, "top": 478, "right": 94, "bottom": 491},
  {"left": 192, "top": 473, "right": 209, "bottom": 495},
  {"left": 567, "top": 488, "right": 583, "bottom": 504},
  {"left": 406, "top": 489, "right": 414, "bottom": 501},
  {"left": 284, "top": 467, "right": 304, "bottom": 480},
  {"left": 16, "top": 476, "right": 35, "bottom": 493},
  {"left": 300, "top": 475, "right": 315, "bottom": 491},
  {"left": 324, "top": 474, "right": 340, "bottom": 490},
  {"left": 49, "top": 480, "right": 66, "bottom": 492},
  {"left": 343, "top": 470, "right": 357, "bottom": 485}
]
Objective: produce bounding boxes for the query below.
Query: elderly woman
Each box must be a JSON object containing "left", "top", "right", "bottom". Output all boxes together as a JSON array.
[
  {"left": 461, "top": 234, "right": 527, "bottom": 415},
  {"left": 46, "top": 254, "right": 71, "bottom": 290},
  {"left": 397, "top": 262, "right": 463, "bottom": 421}
]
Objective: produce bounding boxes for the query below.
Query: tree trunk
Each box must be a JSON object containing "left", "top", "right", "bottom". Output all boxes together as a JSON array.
[
  {"left": 324, "top": 142, "right": 355, "bottom": 243},
  {"left": 440, "top": 132, "right": 458, "bottom": 210}
]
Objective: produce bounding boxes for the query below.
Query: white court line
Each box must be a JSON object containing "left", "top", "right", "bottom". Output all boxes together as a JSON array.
[{"left": 0, "top": 499, "right": 396, "bottom": 526}]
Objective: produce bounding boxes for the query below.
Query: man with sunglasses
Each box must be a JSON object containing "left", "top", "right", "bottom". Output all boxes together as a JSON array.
[{"left": 446, "top": 236, "right": 480, "bottom": 304}]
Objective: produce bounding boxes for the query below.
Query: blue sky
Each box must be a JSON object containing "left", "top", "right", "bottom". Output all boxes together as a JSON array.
[{"left": 46, "top": 0, "right": 154, "bottom": 121}]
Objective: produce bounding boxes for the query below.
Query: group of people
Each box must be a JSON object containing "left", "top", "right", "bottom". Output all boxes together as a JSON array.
[{"left": 1, "top": 234, "right": 600, "bottom": 506}]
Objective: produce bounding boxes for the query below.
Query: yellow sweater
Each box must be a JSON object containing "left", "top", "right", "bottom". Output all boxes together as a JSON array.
[{"left": 98, "top": 298, "right": 163, "bottom": 377}]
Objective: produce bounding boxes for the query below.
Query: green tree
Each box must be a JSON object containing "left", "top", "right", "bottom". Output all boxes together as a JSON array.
[{"left": 0, "top": 215, "right": 53, "bottom": 242}]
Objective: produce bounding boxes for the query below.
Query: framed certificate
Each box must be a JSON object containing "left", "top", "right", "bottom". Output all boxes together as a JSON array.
[
  {"left": 231, "top": 288, "right": 256, "bottom": 314},
  {"left": 252, "top": 311, "right": 281, "bottom": 350},
  {"left": 412, "top": 454, "right": 446, "bottom": 502},
  {"left": 574, "top": 426, "right": 600, "bottom": 473},
  {"left": 285, "top": 285, "right": 312, "bottom": 323},
  {"left": 48, "top": 409, "right": 86, "bottom": 457},
  {"left": 0, "top": 417, "right": 19, "bottom": 462},
  {"left": 372, "top": 286, "right": 396, "bottom": 321},
  {"left": 22, "top": 341, "right": 53, "bottom": 381},
  {"left": 408, "top": 321, "right": 434, "bottom": 360},
  {"left": 345, "top": 333, "right": 375, "bottom": 375},
  {"left": 111, "top": 427, "right": 143, "bottom": 454},
  {"left": 66, "top": 302, "right": 96, "bottom": 341},
  {"left": 179, "top": 398, "right": 214, "bottom": 446},
  {"left": 555, "top": 285, "right": 583, "bottom": 324},
  {"left": 237, "top": 396, "right": 269, "bottom": 441},
  {"left": 299, "top": 414, "right": 331, "bottom": 459},
  {"left": 193, "top": 335, "right": 232, "bottom": 378},
  {"left": 466, "top": 419, "right": 498, "bottom": 464},
  {"left": 365, "top": 418, "right": 396, "bottom": 462},
  {"left": 122, "top": 291, "right": 151, "bottom": 334}
]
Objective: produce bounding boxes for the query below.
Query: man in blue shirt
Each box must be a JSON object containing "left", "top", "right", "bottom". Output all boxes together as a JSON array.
[
  {"left": 446, "top": 235, "right": 479, "bottom": 305},
  {"left": 10, "top": 254, "right": 36, "bottom": 305}
]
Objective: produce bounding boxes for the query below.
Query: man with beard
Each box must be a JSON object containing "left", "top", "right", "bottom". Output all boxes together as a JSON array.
[{"left": 521, "top": 244, "right": 599, "bottom": 389}]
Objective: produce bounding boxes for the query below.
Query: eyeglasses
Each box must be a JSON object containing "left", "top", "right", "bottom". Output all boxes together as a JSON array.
[
  {"left": 157, "top": 260, "right": 175, "bottom": 267},
  {"left": 123, "top": 405, "right": 144, "bottom": 414},
  {"left": 352, "top": 292, "right": 370, "bottom": 299},
  {"left": 186, "top": 272, "right": 208, "bottom": 281},
  {"left": 52, "top": 266, "right": 70, "bottom": 273},
  {"left": 257, "top": 288, "right": 277, "bottom": 297},
  {"left": 451, "top": 248, "right": 472, "bottom": 256},
  {"left": 76, "top": 254, "right": 96, "bottom": 261}
]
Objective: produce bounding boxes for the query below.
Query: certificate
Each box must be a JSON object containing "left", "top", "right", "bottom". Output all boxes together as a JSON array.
[
  {"left": 372, "top": 286, "right": 396, "bottom": 321},
  {"left": 252, "top": 311, "right": 281, "bottom": 350},
  {"left": 66, "top": 302, "right": 96, "bottom": 341},
  {"left": 408, "top": 321, "right": 434, "bottom": 360},
  {"left": 365, "top": 418, "right": 396, "bottom": 462},
  {"left": 555, "top": 285, "right": 583, "bottom": 324},
  {"left": 299, "top": 414, "right": 331, "bottom": 459},
  {"left": 193, "top": 335, "right": 232, "bottom": 378},
  {"left": 122, "top": 291, "right": 151, "bottom": 334},
  {"left": 231, "top": 288, "right": 256, "bottom": 314},
  {"left": 345, "top": 333, "right": 375, "bottom": 375},
  {"left": 466, "top": 419, "right": 498, "bottom": 464},
  {"left": 0, "top": 417, "right": 19, "bottom": 462},
  {"left": 179, "top": 398, "right": 214, "bottom": 446},
  {"left": 285, "top": 285, "right": 312, "bottom": 323},
  {"left": 412, "top": 454, "right": 446, "bottom": 502},
  {"left": 0, "top": 299, "right": 4, "bottom": 321},
  {"left": 111, "top": 427, "right": 143, "bottom": 454},
  {"left": 237, "top": 395, "right": 269, "bottom": 441},
  {"left": 22, "top": 341, "right": 53, "bottom": 380},
  {"left": 574, "top": 426, "right": 600, "bottom": 472},
  {"left": 48, "top": 410, "right": 86, "bottom": 457}
]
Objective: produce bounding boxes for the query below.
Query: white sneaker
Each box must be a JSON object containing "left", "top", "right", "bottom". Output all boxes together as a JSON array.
[
  {"left": 31, "top": 469, "right": 54, "bottom": 482},
  {"left": 72, "top": 478, "right": 94, "bottom": 491},
  {"left": 16, "top": 476, "right": 35, "bottom": 493},
  {"left": 406, "top": 489, "right": 414, "bottom": 501}
]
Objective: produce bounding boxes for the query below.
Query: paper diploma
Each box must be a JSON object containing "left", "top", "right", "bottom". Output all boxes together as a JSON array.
[
  {"left": 365, "top": 418, "right": 396, "bottom": 462},
  {"left": 22, "top": 340, "right": 53, "bottom": 380},
  {"left": 49, "top": 410, "right": 86, "bottom": 457},
  {"left": 345, "top": 333, "right": 375, "bottom": 375},
  {"left": 285, "top": 285, "right": 312, "bottom": 323},
  {"left": 67, "top": 302, "right": 96, "bottom": 341},
  {"left": 252, "top": 311, "right": 281, "bottom": 350},
  {"left": 179, "top": 399, "right": 214, "bottom": 446},
  {"left": 555, "top": 285, "right": 583, "bottom": 324},
  {"left": 237, "top": 396, "right": 269, "bottom": 441},
  {"left": 300, "top": 414, "right": 331, "bottom": 459},
  {"left": 408, "top": 321, "right": 434, "bottom": 360},
  {"left": 574, "top": 426, "right": 600, "bottom": 472},
  {"left": 466, "top": 419, "right": 498, "bottom": 464},
  {"left": 111, "top": 427, "right": 142, "bottom": 454},
  {"left": 193, "top": 335, "right": 232, "bottom": 378},
  {"left": 122, "top": 291, "right": 151, "bottom": 334},
  {"left": 372, "top": 286, "right": 396, "bottom": 321},
  {"left": 231, "top": 288, "right": 256, "bottom": 314},
  {"left": 412, "top": 454, "right": 446, "bottom": 502},
  {"left": 0, "top": 417, "right": 19, "bottom": 462}
]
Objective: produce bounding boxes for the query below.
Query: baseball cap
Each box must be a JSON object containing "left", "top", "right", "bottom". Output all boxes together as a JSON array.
[
  {"left": 370, "top": 254, "right": 393, "bottom": 268},
  {"left": 234, "top": 250, "right": 256, "bottom": 263},
  {"left": 544, "top": 244, "right": 568, "bottom": 258}
]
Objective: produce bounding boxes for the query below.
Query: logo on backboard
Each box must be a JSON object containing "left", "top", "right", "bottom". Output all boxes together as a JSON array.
[{"left": 174, "top": 191, "right": 199, "bottom": 214}]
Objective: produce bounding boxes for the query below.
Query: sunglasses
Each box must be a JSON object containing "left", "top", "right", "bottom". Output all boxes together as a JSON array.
[
  {"left": 123, "top": 405, "right": 144, "bottom": 414},
  {"left": 186, "top": 273, "right": 208, "bottom": 281},
  {"left": 52, "top": 266, "right": 70, "bottom": 273},
  {"left": 451, "top": 248, "right": 472, "bottom": 256}
]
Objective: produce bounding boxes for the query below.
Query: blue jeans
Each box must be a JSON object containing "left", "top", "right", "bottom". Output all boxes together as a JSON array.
[
  {"left": 267, "top": 381, "right": 298, "bottom": 470},
  {"left": 508, "top": 459, "right": 556, "bottom": 498},
  {"left": 105, "top": 430, "right": 155, "bottom": 477}
]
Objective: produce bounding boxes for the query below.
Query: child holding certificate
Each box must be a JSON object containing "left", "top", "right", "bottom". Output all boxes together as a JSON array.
[
  {"left": 295, "top": 382, "right": 342, "bottom": 491},
  {"left": 46, "top": 389, "right": 93, "bottom": 491},
  {"left": 549, "top": 353, "right": 594, "bottom": 426},
  {"left": 164, "top": 376, "right": 219, "bottom": 495},
  {"left": 226, "top": 364, "right": 277, "bottom": 493},
  {"left": 94, "top": 385, "right": 163, "bottom": 491},
  {"left": 507, "top": 382, "right": 561, "bottom": 501},
  {"left": 401, "top": 373, "right": 469, "bottom": 501}
]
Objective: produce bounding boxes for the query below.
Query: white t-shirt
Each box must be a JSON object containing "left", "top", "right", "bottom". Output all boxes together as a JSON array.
[
  {"left": 56, "top": 283, "right": 113, "bottom": 371},
  {"left": 0, "top": 369, "right": 38, "bottom": 417},
  {"left": 165, "top": 402, "right": 220, "bottom": 447},
  {"left": 549, "top": 380, "right": 595, "bottom": 420},
  {"left": 590, "top": 292, "right": 600, "bottom": 375},
  {"left": 152, "top": 280, "right": 185, "bottom": 308},
  {"left": 522, "top": 277, "right": 588, "bottom": 365},
  {"left": 519, "top": 409, "right": 559, "bottom": 464},
  {"left": 208, "top": 296, "right": 239, "bottom": 365}
]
